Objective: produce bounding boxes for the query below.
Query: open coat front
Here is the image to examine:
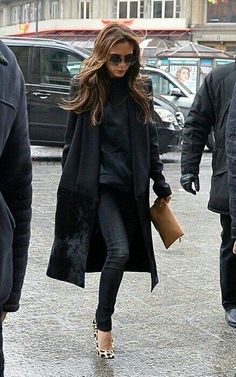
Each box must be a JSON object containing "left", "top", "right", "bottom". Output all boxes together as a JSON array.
[
  {"left": 47, "top": 93, "right": 171, "bottom": 291},
  {"left": 0, "top": 42, "right": 32, "bottom": 312}
]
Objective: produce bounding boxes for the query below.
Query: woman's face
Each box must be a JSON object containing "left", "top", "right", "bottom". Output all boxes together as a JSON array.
[
  {"left": 179, "top": 68, "right": 189, "bottom": 82},
  {"left": 105, "top": 41, "right": 134, "bottom": 79}
]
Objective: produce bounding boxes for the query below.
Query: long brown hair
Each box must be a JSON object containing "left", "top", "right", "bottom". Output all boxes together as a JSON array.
[{"left": 62, "top": 23, "right": 153, "bottom": 126}]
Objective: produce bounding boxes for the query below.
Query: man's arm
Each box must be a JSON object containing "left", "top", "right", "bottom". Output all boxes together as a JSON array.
[
  {"left": 226, "top": 83, "right": 236, "bottom": 248},
  {"left": 180, "top": 73, "right": 215, "bottom": 194}
]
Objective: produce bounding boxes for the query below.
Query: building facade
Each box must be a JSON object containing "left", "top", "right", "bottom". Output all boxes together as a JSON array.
[
  {"left": 190, "top": 0, "right": 236, "bottom": 54},
  {"left": 0, "top": 1, "right": 191, "bottom": 41},
  {"left": 0, "top": 1, "right": 235, "bottom": 54}
]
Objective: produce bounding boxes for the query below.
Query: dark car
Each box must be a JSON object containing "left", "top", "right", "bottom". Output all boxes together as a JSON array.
[
  {"left": 2, "top": 36, "right": 183, "bottom": 152},
  {"left": 153, "top": 95, "right": 183, "bottom": 154}
]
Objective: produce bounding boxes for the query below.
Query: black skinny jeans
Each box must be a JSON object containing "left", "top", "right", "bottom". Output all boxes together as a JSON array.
[
  {"left": 96, "top": 186, "right": 137, "bottom": 331},
  {"left": 0, "top": 322, "right": 4, "bottom": 377},
  {"left": 220, "top": 214, "right": 236, "bottom": 310}
]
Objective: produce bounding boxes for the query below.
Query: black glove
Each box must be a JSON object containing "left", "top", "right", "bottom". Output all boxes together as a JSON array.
[{"left": 180, "top": 173, "right": 200, "bottom": 195}]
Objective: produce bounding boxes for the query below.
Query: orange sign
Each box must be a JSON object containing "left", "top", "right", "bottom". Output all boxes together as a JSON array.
[
  {"left": 18, "top": 23, "right": 29, "bottom": 33},
  {"left": 102, "top": 19, "right": 134, "bottom": 26}
]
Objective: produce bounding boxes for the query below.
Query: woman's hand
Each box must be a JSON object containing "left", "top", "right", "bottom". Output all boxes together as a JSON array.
[{"left": 233, "top": 241, "right": 236, "bottom": 254}]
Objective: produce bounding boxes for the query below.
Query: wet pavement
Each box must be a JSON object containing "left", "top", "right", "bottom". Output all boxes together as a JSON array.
[{"left": 3, "top": 148, "right": 236, "bottom": 377}]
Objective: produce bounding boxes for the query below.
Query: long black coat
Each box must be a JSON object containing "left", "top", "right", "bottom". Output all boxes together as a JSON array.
[
  {"left": 181, "top": 62, "right": 236, "bottom": 215},
  {"left": 47, "top": 84, "right": 171, "bottom": 291},
  {"left": 226, "top": 83, "right": 236, "bottom": 239},
  {"left": 0, "top": 41, "right": 32, "bottom": 312}
]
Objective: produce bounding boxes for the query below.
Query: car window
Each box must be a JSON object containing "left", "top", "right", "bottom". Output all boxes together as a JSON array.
[
  {"left": 40, "top": 48, "right": 83, "bottom": 86},
  {"left": 147, "top": 72, "right": 176, "bottom": 96},
  {"left": 8, "top": 45, "right": 30, "bottom": 81}
]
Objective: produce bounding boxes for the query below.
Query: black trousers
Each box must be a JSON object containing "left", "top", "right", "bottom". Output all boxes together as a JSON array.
[
  {"left": 220, "top": 214, "right": 236, "bottom": 310},
  {"left": 96, "top": 186, "right": 137, "bottom": 331},
  {"left": 0, "top": 322, "right": 4, "bottom": 377}
]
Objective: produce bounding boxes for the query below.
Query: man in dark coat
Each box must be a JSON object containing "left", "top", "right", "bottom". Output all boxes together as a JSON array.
[
  {"left": 0, "top": 41, "right": 32, "bottom": 373},
  {"left": 180, "top": 61, "right": 236, "bottom": 327}
]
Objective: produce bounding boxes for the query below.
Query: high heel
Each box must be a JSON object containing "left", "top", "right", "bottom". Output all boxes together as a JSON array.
[
  {"left": 96, "top": 345, "right": 115, "bottom": 359},
  {"left": 92, "top": 318, "right": 98, "bottom": 340},
  {"left": 92, "top": 319, "right": 115, "bottom": 359}
]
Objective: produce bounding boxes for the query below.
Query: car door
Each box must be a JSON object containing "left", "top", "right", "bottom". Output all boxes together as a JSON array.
[
  {"left": 6, "top": 44, "right": 31, "bottom": 123},
  {"left": 142, "top": 69, "right": 195, "bottom": 119},
  {"left": 28, "top": 46, "right": 84, "bottom": 146}
]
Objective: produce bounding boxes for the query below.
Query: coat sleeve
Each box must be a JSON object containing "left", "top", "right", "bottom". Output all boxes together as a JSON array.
[
  {"left": 61, "top": 110, "right": 78, "bottom": 168},
  {"left": 61, "top": 83, "right": 78, "bottom": 168},
  {"left": 181, "top": 73, "right": 215, "bottom": 175},
  {"left": 0, "top": 68, "right": 32, "bottom": 312},
  {"left": 226, "top": 83, "right": 236, "bottom": 239},
  {"left": 148, "top": 80, "right": 172, "bottom": 198}
]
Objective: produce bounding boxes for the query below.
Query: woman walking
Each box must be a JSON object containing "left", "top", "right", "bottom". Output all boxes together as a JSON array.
[{"left": 47, "top": 23, "right": 171, "bottom": 359}]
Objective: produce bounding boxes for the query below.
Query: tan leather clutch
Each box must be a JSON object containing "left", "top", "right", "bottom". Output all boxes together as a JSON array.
[{"left": 150, "top": 199, "right": 184, "bottom": 249}]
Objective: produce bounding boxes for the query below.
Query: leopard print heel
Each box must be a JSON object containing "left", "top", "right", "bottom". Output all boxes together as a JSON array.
[
  {"left": 92, "top": 319, "right": 98, "bottom": 340},
  {"left": 92, "top": 319, "right": 115, "bottom": 359},
  {"left": 96, "top": 345, "right": 115, "bottom": 359}
]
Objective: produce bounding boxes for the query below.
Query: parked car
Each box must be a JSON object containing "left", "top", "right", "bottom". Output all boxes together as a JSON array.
[
  {"left": 2, "top": 36, "right": 183, "bottom": 152},
  {"left": 153, "top": 94, "right": 184, "bottom": 154},
  {"left": 141, "top": 65, "right": 195, "bottom": 119},
  {"left": 142, "top": 64, "right": 215, "bottom": 151}
]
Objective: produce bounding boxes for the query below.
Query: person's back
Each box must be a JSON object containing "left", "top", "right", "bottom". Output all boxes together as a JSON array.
[
  {"left": 0, "top": 40, "right": 32, "bottom": 374},
  {"left": 180, "top": 61, "right": 236, "bottom": 328}
]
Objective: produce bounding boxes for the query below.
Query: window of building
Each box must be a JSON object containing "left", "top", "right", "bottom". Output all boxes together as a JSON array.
[
  {"left": 176, "top": 0, "right": 181, "bottom": 18},
  {"left": 112, "top": 0, "right": 118, "bottom": 18},
  {"left": 29, "top": 3, "right": 35, "bottom": 22},
  {"left": 21, "top": 4, "right": 29, "bottom": 23},
  {"left": 152, "top": 0, "right": 177, "bottom": 18},
  {"left": 119, "top": 2, "right": 127, "bottom": 17},
  {"left": 50, "top": 1, "right": 59, "bottom": 19},
  {"left": 79, "top": 1, "right": 91, "bottom": 19},
  {"left": 35, "top": 1, "right": 42, "bottom": 21},
  {"left": 118, "top": 1, "right": 144, "bottom": 18},
  {"left": 207, "top": 0, "right": 234, "bottom": 23},
  {"left": 17, "top": 2, "right": 42, "bottom": 23},
  {"left": 10, "top": 6, "right": 20, "bottom": 24}
]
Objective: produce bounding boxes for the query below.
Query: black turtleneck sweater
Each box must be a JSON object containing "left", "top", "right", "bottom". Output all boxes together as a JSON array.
[{"left": 99, "top": 77, "right": 133, "bottom": 191}]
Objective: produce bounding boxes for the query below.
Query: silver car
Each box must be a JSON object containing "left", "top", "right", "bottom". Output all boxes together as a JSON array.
[
  {"left": 141, "top": 65, "right": 195, "bottom": 119},
  {"left": 142, "top": 65, "right": 214, "bottom": 151}
]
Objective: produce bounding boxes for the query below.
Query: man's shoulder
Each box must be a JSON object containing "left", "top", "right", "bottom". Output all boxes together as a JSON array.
[
  {"left": 210, "top": 62, "right": 236, "bottom": 81},
  {"left": 0, "top": 39, "right": 18, "bottom": 68},
  {"left": 0, "top": 40, "right": 24, "bottom": 105}
]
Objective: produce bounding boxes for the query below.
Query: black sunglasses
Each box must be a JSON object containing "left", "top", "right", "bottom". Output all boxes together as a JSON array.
[{"left": 107, "top": 54, "right": 137, "bottom": 66}]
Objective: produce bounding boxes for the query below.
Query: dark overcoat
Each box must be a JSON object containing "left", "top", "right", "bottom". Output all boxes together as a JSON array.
[
  {"left": 47, "top": 83, "right": 171, "bottom": 291},
  {"left": 0, "top": 41, "right": 32, "bottom": 312},
  {"left": 226, "top": 82, "right": 236, "bottom": 239},
  {"left": 181, "top": 62, "right": 236, "bottom": 215}
]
